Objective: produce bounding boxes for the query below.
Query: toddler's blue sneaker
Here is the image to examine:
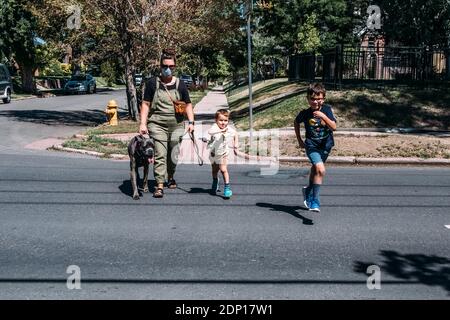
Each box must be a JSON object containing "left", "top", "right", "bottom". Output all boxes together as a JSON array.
[
  {"left": 309, "top": 198, "right": 320, "bottom": 212},
  {"left": 223, "top": 185, "right": 232, "bottom": 198},
  {"left": 211, "top": 179, "right": 219, "bottom": 194},
  {"left": 302, "top": 186, "right": 312, "bottom": 209}
]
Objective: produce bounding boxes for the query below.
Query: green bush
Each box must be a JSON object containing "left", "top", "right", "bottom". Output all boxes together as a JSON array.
[{"left": 100, "top": 61, "right": 117, "bottom": 87}]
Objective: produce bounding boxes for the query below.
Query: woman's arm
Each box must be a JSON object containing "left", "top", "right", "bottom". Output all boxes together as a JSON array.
[
  {"left": 139, "top": 100, "right": 151, "bottom": 134},
  {"left": 185, "top": 103, "right": 194, "bottom": 133}
]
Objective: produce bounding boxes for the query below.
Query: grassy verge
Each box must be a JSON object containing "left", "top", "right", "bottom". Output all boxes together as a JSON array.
[
  {"left": 63, "top": 135, "right": 128, "bottom": 156},
  {"left": 95, "top": 77, "right": 126, "bottom": 89},
  {"left": 11, "top": 93, "right": 37, "bottom": 100},
  {"left": 86, "top": 120, "right": 140, "bottom": 135},
  {"left": 329, "top": 88, "right": 450, "bottom": 129},
  {"left": 234, "top": 94, "right": 309, "bottom": 130},
  {"left": 232, "top": 86, "right": 450, "bottom": 130},
  {"left": 190, "top": 89, "right": 208, "bottom": 106},
  {"left": 228, "top": 78, "right": 308, "bottom": 112}
]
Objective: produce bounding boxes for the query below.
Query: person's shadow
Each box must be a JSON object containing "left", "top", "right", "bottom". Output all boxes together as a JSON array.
[
  {"left": 178, "top": 186, "right": 220, "bottom": 197},
  {"left": 256, "top": 203, "right": 314, "bottom": 225}
]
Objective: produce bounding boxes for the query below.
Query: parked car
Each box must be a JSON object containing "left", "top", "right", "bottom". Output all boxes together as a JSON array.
[
  {"left": 64, "top": 74, "right": 96, "bottom": 94},
  {"left": 0, "top": 64, "right": 12, "bottom": 104},
  {"left": 180, "top": 74, "right": 193, "bottom": 86}
]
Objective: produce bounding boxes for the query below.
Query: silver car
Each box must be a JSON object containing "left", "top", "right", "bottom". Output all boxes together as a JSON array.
[
  {"left": 0, "top": 64, "right": 12, "bottom": 104},
  {"left": 64, "top": 74, "right": 97, "bottom": 94}
]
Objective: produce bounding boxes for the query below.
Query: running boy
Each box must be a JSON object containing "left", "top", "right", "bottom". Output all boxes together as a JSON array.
[
  {"left": 294, "top": 83, "right": 337, "bottom": 212},
  {"left": 207, "top": 109, "right": 239, "bottom": 198}
]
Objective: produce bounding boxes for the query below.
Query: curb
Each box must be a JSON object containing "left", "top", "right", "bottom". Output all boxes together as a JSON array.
[
  {"left": 51, "top": 144, "right": 128, "bottom": 161},
  {"left": 277, "top": 156, "right": 450, "bottom": 165},
  {"left": 279, "top": 127, "right": 450, "bottom": 136},
  {"left": 52, "top": 136, "right": 450, "bottom": 166},
  {"left": 235, "top": 152, "right": 450, "bottom": 166},
  {"left": 12, "top": 95, "right": 39, "bottom": 101}
]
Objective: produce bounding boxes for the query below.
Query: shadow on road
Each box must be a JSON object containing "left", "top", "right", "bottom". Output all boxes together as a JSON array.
[
  {"left": 119, "top": 179, "right": 156, "bottom": 199},
  {"left": 183, "top": 187, "right": 212, "bottom": 195},
  {"left": 0, "top": 109, "right": 127, "bottom": 126},
  {"left": 354, "top": 250, "right": 450, "bottom": 295},
  {"left": 256, "top": 202, "right": 313, "bottom": 225}
]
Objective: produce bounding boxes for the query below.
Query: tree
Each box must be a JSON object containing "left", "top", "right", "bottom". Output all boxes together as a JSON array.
[
  {"left": 297, "top": 13, "right": 321, "bottom": 54},
  {"left": 68, "top": 0, "right": 241, "bottom": 121},
  {"left": 0, "top": 0, "right": 38, "bottom": 92},
  {"left": 257, "top": 0, "right": 355, "bottom": 54}
]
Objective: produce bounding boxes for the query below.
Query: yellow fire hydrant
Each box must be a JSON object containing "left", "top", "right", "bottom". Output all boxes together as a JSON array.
[{"left": 105, "top": 100, "right": 118, "bottom": 126}]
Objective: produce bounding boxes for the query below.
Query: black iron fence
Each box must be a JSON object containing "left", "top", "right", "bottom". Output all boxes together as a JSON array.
[{"left": 289, "top": 45, "right": 450, "bottom": 88}]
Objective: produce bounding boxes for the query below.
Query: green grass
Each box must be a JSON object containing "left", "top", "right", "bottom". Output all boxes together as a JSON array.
[
  {"left": 234, "top": 94, "right": 309, "bottom": 131},
  {"left": 234, "top": 86, "right": 450, "bottom": 131},
  {"left": 190, "top": 90, "right": 208, "bottom": 106},
  {"left": 95, "top": 77, "right": 126, "bottom": 88},
  {"left": 63, "top": 135, "right": 128, "bottom": 156},
  {"left": 328, "top": 87, "right": 450, "bottom": 129},
  {"left": 11, "top": 93, "right": 37, "bottom": 99},
  {"left": 228, "top": 78, "right": 303, "bottom": 109},
  {"left": 86, "top": 120, "right": 139, "bottom": 135}
]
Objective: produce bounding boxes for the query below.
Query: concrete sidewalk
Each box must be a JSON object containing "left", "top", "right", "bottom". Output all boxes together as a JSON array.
[{"left": 178, "top": 86, "right": 242, "bottom": 165}]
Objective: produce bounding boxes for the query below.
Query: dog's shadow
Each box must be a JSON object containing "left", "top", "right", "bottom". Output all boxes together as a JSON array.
[
  {"left": 119, "top": 179, "right": 156, "bottom": 198},
  {"left": 256, "top": 202, "right": 314, "bottom": 225}
]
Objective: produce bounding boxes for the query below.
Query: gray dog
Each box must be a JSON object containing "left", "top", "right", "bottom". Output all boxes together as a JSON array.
[{"left": 128, "top": 135, "right": 155, "bottom": 200}]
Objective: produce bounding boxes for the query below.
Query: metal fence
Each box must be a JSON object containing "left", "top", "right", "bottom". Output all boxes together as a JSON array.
[{"left": 289, "top": 45, "right": 450, "bottom": 88}]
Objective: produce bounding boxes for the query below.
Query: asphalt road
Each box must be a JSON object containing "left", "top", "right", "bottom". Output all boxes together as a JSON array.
[
  {"left": 0, "top": 91, "right": 448, "bottom": 300},
  {"left": 0, "top": 90, "right": 127, "bottom": 153},
  {"left": 0, "top": 152, "right": 449, "bottom": 299}
]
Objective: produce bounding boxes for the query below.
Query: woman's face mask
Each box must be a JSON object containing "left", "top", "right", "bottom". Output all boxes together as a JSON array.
[
  {"left": 161, "top": 59, "right": 175, "bottom": 78},
  {"left": 161, "top": 66, "right": 172, "bottom": 77}
]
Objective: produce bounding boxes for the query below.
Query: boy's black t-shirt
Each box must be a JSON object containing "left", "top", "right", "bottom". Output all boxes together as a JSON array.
[
  {"left": 295, "top": 104, "right": 337, "bottom": 151},
  {"left": 143, "top": 77, "right": 191, "bottom": 103}
]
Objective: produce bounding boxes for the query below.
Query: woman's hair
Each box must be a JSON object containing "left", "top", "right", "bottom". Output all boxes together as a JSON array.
[
  {"left": 307, "top": 83, "right": 326, "bottom": 98},
  {"left": 160, "top": 48, "right": 176, "bottom": 65},
  {"left": 215, "top": 109, "right": 230, "bottom": 120}
]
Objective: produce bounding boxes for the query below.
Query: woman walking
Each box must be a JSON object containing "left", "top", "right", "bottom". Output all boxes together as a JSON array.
[{"left": 139, "top": 48, "right": 195, "bottom": 198}]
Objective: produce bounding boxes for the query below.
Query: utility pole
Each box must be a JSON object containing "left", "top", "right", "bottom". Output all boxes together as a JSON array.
[{"left": 245, "top": 0, "right": 254, "bottom": 146}]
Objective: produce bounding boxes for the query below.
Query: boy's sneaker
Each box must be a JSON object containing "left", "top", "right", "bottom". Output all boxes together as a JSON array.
[
  {"left": 302, "top": 186, "right": 311, "bottom": 209},
  {"left": 309, "top": 199, "right": 320, "bottom": 212},
  {"left": 211, "top": 179, "right": 219, "bottom": 194},
  {"left": 223, "top": 185, "right": 232, "bottom": 198}
]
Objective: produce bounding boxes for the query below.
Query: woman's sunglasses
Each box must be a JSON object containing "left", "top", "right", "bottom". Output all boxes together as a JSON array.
[{"left": 161, "top": 64, "right": 175, "bottom": 69}]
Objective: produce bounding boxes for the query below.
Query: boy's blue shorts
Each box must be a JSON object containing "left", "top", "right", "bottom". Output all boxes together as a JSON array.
[{"left": 306, "top": 149, "right": 330, "bottom": 165}]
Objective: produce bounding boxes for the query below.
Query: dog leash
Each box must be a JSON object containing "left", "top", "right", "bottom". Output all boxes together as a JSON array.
[{"left": 181, "top": 130, "right": 204, "bottom": 166}]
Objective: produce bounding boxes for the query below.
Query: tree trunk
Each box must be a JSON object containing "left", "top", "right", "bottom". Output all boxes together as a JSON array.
[
  {"left": 124, "top": 54, "right": 139, "bottom": 122},
  {"left": 18, "top": 63, "right": 36, "bottom": 94}
]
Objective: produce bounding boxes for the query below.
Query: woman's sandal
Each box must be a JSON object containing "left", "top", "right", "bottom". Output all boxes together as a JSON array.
[
  {"left": 167, "top": 179, "right": 177, "bottom": 189},
  {"left": 153, "top": 187, "right": 164, "bottom": 198}
]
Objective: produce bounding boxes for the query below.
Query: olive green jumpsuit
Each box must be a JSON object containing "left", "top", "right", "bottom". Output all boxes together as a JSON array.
[{"left": 148, "top": 78, "right": 185, "bottom": 185}]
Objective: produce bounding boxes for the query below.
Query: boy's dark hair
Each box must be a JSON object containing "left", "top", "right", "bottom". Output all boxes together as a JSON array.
[
  {"left": 307, "top": 83, "right": 326, "bottom": 98},
  {"left": 160, "top": 48, "right": 176, "bottom": 65},
  {"left": 215, "top": 109, "right": 230, "bottom": 120}
]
